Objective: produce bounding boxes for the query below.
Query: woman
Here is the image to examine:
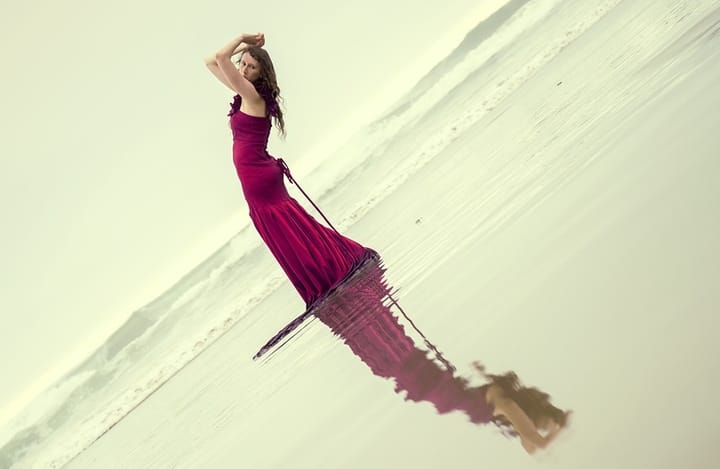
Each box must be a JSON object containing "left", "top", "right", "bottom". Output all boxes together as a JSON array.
[{"left": 205, "top": 32, "right": 376, "bottom": 310}]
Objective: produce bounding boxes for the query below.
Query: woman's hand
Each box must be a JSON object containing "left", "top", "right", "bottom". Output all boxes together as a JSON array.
[{"left": 243, "top": 32, "right": 265, "bottom": 47}]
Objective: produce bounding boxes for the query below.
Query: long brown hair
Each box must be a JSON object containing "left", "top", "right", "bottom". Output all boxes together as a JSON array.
[
  {"left": 473, "top": 362, "right": 569, "bottom": 437},
  {"left": 236, "top": 47, "right": 286, "bottom": 137}
]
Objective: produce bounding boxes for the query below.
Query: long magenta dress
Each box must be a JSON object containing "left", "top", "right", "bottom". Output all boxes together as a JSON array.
[{"left": 229, "top": 98, "right": 374, "bottom": 309}]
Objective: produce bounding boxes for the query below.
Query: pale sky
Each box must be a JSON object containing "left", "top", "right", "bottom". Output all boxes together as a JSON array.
[{"left": 0, "top": 0, "right": 508, "bottom": 427}]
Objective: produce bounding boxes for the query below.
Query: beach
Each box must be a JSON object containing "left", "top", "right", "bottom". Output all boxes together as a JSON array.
[{"left": 4, "top": 0, "right": 720, "bottom": 467}]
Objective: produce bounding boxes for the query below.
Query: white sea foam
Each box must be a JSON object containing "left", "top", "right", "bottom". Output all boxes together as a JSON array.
[
  {"left": 0, "top": 371, "right": 95, "bottom": 450},
  {"left": 326, "top": 0, "right": 623, "bottom": 231}
]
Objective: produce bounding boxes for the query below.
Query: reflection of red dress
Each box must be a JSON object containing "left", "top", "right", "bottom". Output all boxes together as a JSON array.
[
  {"left": 230, "top": 107, "right": 372, "bottom": 308},
  {"left": 314, "top": 258, "right": 495, "bottom": 425}
]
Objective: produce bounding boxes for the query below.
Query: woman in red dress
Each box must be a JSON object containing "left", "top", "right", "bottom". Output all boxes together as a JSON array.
[{"left": 205, "top": 32, "right": 375, "bottom": 311}]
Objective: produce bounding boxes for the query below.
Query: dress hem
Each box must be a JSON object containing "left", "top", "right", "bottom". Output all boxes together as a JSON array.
[{"left": 253, "top": 247, "right": 380, "bottom": 360}]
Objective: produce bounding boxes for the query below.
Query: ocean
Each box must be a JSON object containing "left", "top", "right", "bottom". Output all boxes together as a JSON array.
[{"left": 3, "top": 0, "right": 720, "bottom": 467}]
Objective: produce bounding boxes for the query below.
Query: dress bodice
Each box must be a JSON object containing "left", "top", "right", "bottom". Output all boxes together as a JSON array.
[
  {"left": 228, "top": 94, "right": 272, "bottom": 150},
  {"left": 229, "top": 97, "right": 287, "bottom": 205},
  {"left": 230, "top": 110, "right": 271, "bottom": 148}
]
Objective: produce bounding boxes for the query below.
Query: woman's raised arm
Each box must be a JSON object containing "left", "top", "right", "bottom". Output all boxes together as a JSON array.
[{"left": 207, "top": 33, "right": 264, "bottom": 101}]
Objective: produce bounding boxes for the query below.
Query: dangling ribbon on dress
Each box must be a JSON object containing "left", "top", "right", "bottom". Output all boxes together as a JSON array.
[{"left": 275, "top": 158, "right": 341, "bottom": 235}]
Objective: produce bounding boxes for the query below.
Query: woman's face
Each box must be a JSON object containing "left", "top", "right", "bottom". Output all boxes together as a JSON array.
[{"left": 239, "top": 53, "right": 261, "bottom": 82}]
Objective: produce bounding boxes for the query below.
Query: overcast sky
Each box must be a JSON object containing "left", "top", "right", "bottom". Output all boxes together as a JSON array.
[{"left": 0, "top": 0, "right": 507, "bottom": 426}]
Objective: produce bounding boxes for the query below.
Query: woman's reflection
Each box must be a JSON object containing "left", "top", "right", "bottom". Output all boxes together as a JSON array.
[{"left": 258, "top": 254, "right": 571, "bottom": 453}]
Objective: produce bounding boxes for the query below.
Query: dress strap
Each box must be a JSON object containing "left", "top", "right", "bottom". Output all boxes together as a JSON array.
[{"left": 276, "top": 158, "right": 341, "bottom": 235}]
